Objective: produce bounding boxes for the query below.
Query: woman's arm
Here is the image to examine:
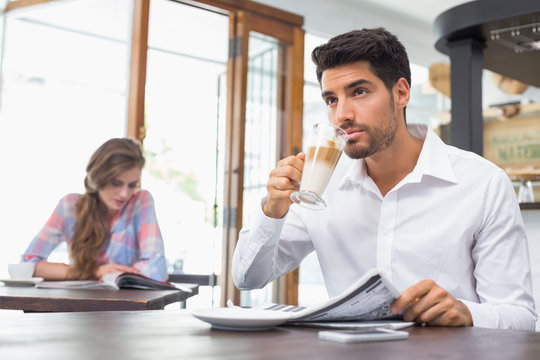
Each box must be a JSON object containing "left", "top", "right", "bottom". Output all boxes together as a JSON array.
[
  {"left": 35, "top": 262, "right": 142, "bottom": 281},
  {"left": 23, "top": 195, "right": 78, "bottom": 275},
  {"left": 34, "top": 261, "right": 72, "bottom": 280},
  {"left": 132, "top": 190, "right": 168, "bottom": 281}
]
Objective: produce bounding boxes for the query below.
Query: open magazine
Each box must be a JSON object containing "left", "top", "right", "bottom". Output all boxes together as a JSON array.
[
  {"left": 260, "top": 268, "right": 402, "bottom": 323},
  {"left": 36, "top": 272, "right": 178, "bottom": 290}
]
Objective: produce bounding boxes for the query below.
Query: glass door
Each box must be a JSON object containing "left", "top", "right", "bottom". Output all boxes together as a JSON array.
[
  {"left": 143, "top": 0, "right": 229, "bottom": 308},
  {"left": 143, "top": 2, "right": 304, "bottom": 308},
  {"left": 222, "top": 10, "right": 305, "bottom": 307},
  {"left": 240, "top": 32, "right": 280, "bottom": 306}
]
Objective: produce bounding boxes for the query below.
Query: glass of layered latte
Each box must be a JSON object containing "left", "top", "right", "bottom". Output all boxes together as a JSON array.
[{"left": 290, "top": 122, "right": 348, "bottom": 209}]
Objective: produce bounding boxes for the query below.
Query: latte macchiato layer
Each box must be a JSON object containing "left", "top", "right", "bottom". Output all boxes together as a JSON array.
[
  {"left": 306, "top": 145, "right": 341, "bottom": 166},
  {"left": 300, "top": 145, "right": 343, "bottom": 195}
]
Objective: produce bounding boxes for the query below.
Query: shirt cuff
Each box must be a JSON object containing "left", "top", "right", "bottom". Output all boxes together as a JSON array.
[
  {"left": 242, "top": 197, "right": 288, "bottom": 252},
  {"left": 255, "top": 196, "right": 288, "bottom": 225},
  {"left": 460, "top": 299, "right": 497, "bottom": 328}
]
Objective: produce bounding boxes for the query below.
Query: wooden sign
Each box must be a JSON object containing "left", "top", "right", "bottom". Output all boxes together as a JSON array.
[{"left": 483, "top": 116, "right": 540, "bottom": 174}]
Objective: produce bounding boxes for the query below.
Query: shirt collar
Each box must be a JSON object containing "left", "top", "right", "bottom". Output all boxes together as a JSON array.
[
  {"left": 411, "top": 124, "right": 458, "bottom": 184},
  {"left": 338, "top": 123, "right": 458, "bottom": 190}
]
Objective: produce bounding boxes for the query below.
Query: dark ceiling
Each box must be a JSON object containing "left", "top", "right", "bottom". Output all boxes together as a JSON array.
[{"left": 434, "top": 0, "right": 540, "bottom": 87}]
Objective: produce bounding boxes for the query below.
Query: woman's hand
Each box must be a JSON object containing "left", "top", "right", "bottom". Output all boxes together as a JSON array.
[{"left": 96, "top": 263, "right": 141, "bottom": 280}]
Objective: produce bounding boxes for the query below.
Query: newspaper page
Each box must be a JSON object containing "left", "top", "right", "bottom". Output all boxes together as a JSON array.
[{"left": 261, "top": 268, "right": 402, "bottom": 322}]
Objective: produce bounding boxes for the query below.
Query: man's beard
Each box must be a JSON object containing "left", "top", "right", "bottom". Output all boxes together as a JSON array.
[{"left": 342, "top": 99, "right": 398, "bottom": 159}]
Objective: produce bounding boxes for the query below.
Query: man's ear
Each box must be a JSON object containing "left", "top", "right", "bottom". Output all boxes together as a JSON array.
[{"left": 394, "top": 77, "right": 410, "bottom": 109}]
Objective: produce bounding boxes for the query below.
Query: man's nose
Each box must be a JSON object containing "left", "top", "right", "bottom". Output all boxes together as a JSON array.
[{"left": 335, "top": 99, "right": 354, "bottom": 124}]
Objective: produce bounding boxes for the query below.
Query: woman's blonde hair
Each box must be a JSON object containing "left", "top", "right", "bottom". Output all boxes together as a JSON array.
[{"left": 69, "top": 138, "right": 145, "bottom": 279}]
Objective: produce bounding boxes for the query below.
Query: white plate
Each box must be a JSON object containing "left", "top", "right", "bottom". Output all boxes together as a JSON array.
[
  {"left": 190, "top": 307, "right": 293, "bottom": 331},
  {"left": 0, "top": 277, "right": 44, "bottom": 287}
]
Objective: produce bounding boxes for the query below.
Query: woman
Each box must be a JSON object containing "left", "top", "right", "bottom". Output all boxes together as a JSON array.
[{"left": 23, "top": 138, "right": 167, "bottom": 281}]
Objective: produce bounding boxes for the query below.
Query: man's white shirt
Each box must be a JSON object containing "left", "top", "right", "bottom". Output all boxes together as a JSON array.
[{"left": 233, "top": 124, "right": 537, "bottom": 330}]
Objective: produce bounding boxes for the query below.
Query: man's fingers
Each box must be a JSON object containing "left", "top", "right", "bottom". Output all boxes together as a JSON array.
[
  {"left": 276, "top": 154, "right": 304, "bottom": 171},
  {"left": 402, "top": 295, "right": 445, "bottom": 323},
  {"left": 270, "top": 175, "right": 298, "bottom": 192},
  {"left": 272, "top": 157, "right": 304, "bottom": 185},
  {"left": 401, "top": 283, "right": 448, "bottom": 319},
  {"left": 394, "top": 280, "right": 473, "bottom": 327},
  {"left": 263, "top": 153, "right": 305, "bottom": 219},
  {"left": 391, "top": 279, "right": 435, "bottom": 314},
  {"left": 407, "top": 298, "right": 469, "bottom": 326},
  {"left": 267, "top": 155, "right": 304, "bottom": 199}
]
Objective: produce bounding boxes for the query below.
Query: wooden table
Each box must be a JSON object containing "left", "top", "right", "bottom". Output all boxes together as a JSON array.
[
  {"left": 0, "top": 284, "right": 198, "bottom": 312},
  {"left": 0, "top": 309, "right": 539, "bottom": 359}
]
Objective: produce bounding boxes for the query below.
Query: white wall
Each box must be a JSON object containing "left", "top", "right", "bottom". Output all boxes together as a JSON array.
[{"left": 254, "top": 0, "right": 465, "bottom": 68}]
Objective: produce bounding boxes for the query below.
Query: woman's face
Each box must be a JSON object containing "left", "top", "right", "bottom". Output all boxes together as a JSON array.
[{"left": 98, "top": 167, "right": 141, "bottom": 217}]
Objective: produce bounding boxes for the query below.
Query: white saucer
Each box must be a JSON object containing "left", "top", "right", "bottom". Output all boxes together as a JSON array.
[
  {"left": 0, "top": 277, "right": 44, "bottom": 287},
  {"left": 190, "top": 307, "right": 293, "bottom": 331}
]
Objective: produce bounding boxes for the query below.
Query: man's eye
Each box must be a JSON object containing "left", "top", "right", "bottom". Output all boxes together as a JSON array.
[
  {"left": 353, "top": 88, "right": 367, "bottom": 96},
  {"left": 325, "top": 97, "right": 337, "bottom": 106}
]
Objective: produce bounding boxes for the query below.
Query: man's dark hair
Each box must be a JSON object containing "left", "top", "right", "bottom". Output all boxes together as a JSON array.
[{"left": 311, "top": 28, "right": 411, "bottom": 91}]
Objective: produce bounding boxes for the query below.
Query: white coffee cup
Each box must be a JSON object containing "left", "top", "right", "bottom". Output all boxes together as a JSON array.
[{"left": 8, "top": 263, "right": 35, "bottom": 279}]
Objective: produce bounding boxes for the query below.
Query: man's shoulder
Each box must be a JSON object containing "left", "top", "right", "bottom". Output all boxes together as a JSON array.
[
  {"left": 444, "top": 143, "right": 506, "bottom": 182},
  {"left": 421, "top": 127, "right": 506, "bottom": 184},
  {"left": 446, "top": 143, "right": 500, "bottom": 168},
  {"left": 419, "top": 125, "right": 497, "bottom": 173}
]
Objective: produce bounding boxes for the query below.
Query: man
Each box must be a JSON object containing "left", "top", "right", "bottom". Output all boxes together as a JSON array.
[{"left": 232, "top": 28, "right": 536, "bottom": 330}]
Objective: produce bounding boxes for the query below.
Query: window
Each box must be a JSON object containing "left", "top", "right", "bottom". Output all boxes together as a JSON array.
[
  {"left": 0, "top": 0, "right": 305, "bottom": 309},
  {"left": 0, "top": 0, "right": 132, "bottom": 274}
]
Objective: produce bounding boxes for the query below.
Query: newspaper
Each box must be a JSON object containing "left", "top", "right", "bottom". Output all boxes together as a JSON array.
[{"left": 260, "top": 268, "right": 402, "bottom": 323}]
